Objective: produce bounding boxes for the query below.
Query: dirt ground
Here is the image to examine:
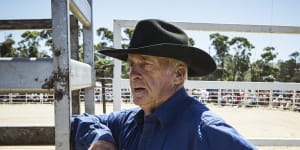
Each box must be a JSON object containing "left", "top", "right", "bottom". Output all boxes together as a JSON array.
[{"left": 1, "top": 102, "right": 300, "bottom": 150}]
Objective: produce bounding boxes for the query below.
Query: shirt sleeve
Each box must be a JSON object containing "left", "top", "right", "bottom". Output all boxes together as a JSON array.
[
  {"left": 201, "top": 111, "right": 257, "bottom": 150},
  {"left": 71, "top": 113, "right": 116, "bottom": 150}
]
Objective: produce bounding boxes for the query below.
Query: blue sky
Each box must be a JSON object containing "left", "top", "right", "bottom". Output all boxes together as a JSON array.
[{"left": 1, "top": 0, "right": 300, "bottom": 62}]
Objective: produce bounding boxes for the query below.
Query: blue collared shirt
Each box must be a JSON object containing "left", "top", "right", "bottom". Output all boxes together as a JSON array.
[{"left": 71, "top": 87, "right": 256, "bottom": 150}]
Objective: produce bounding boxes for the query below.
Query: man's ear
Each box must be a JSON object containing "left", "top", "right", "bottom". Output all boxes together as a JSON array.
[{"left": 174, "top": 66, "right": 186, "bottom": 84}]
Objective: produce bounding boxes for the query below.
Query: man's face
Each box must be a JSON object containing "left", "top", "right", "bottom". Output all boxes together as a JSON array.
[{"left": 128, "top": 54, "right": 176, "bottom": 111}]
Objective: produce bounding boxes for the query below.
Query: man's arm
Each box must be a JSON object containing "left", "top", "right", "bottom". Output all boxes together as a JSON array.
[
  {"left": 71, "top": 113, "right": 116, "bottom": 150},
  {"left": 71, "top": 108, "right": 140, "bottom": 150}
]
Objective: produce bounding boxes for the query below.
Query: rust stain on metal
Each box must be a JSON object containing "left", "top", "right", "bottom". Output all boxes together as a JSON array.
[
  {"left": 55, "top": 89, "right": 64, "bottom": 100},
  {"left": 41, "top": 75, "right": 55, "bottom": 89},
  {"left": 42, "top": 66, "right": 70, "bottom": 90},
  {"left": 53, "top": 67, "right": 70, "bottom": 101},
  {"left": 56, "top": 67, "right": 70, "bottom": 83},
  {"left": 53, "top": 47, "right": 62, "bottom": 56}
]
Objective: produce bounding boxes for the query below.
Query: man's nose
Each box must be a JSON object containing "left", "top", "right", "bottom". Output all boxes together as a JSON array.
[{"left": 130, "top": 66, "right": 142, "bottom": 80}]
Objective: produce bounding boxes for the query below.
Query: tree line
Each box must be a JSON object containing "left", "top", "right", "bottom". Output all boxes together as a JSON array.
[{"left": 0, "top": 28, "right": 299, "bottom": 82}]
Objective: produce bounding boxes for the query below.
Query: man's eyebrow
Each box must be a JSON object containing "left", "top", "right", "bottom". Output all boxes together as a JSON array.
[
  {"left": 140, "top": 55, "right": 148, "bottom": 61},
  {"left": 141, "top": 55, "right": 155, "bottom": 62}
]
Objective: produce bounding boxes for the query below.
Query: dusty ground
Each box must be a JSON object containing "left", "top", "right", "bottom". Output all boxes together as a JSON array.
[{"left": 0, "top": 102, "right": 300, "bottom": 150}]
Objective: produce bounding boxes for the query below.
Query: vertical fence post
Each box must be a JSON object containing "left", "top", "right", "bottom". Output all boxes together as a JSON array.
[
  {"left": 269, "top": 90, "right": 273, "bottom": 108},
  {"left": 113, "top": 20, "right": 122, "bottom": 111},
  {"left": 83, "top": 0, "right": 95, "bottom": 114},
  {"left": 292, "top": 90, "right": 296, "bottom": 110},
  {"left": 70, "top": 15, "right": 81, "bottom": 115},
  {"left": 51, "top": 0, "right": 72, "bottom": 149}
]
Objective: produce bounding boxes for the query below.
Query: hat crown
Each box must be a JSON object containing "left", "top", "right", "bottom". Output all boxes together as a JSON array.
[{"left": 129, "top": 19, "right": 189, "bottom": 48}]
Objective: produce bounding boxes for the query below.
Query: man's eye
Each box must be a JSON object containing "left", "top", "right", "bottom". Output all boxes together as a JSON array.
[
  {"left": 145, "top": 62, "right": 152, "bottom": 66},
  {"left": 143, "top": 62, "right": 153, "bottom": 69},
  {"left": 143, "top": 61, "right": 153, "bottom": 66}
]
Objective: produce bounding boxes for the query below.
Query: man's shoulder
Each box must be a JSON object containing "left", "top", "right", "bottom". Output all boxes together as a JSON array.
[
  {"left": 185, "top": 97, "right": 210, "bottom": 115},
  {"left": 184, "top": 98, "right": 225, "bottom": 125},
  {"left": 108, "top": 107, "right": 142, "bottom": 122}
]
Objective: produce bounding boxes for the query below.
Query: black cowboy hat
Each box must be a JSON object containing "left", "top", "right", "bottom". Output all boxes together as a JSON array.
[{"left": 99, "top": 19, "right": 216, "bottom": 76}]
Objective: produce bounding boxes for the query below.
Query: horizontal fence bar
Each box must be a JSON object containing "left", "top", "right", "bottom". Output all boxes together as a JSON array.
[
  {"left": 117, "top": 79, "right": 300, "bottom": 91},
  {"left": 0, "top": 19, "right": 52, "bottom": 30},
  {"left": 0, "top": 58, "right": 93, "bottom": 92},
  {"left": 114, "top": 19, "right": 300, "bottom": 34},
  {"left": 0, "top": 126, "right": 299, "bottom": 146},
  {"left": 69, "top": 0, "right": 91, "bottom": 28},
  {"left": 0, "top": 126, "right": 54, "bottom": 145},
  {"left": 173, "top": 22, "right": 300, "bottom": 34},
  {"left": 70, "top": 59, "right": 93, "bottom": 90},
  {"left": 185, "top": 80, "right": 300, "bottom": 91},
  {"left": 249, "top": 138, "right": 300, "bottom": 147},
  {"left": 0, "top": 58, "right": 53, "bottom": 91}
]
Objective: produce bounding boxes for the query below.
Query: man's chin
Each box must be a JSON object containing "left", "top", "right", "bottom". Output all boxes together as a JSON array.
[{"left": 133, "top": 97, "right": 147, "bottom": 106}]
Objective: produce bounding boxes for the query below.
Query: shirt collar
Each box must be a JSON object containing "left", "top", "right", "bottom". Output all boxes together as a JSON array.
[
  {"left": 134, "top": 109, "right": 145, "bottom": 132},
  {"left": 134, "top": 87, "right": 189, "bottom": 129},
  {"left": 152, "top": 87, "right": 189, "bottom": 128}
]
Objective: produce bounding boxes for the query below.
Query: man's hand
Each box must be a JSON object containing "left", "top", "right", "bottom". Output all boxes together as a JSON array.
[{"left": 89, "top": 140, "right": 116, "bottom": 150}]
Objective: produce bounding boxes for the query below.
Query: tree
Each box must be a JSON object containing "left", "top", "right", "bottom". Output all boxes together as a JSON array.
[
  {"left": 95, "top": 59, "right": 114, "bottom": 78},
  {"left": 40, "top": 30, "right": 53, "bottom": 53},
  {"left": 278, "top": 59, "right": 295, "bottom": 82},
  {"left": 209, "top": 33, "right": 229, "bottom": 80},
  {"left": 17, "top": 31, "right": 49, "bottom": 57},
  {"left": 0, "top": 34, "right": 17, "bottom": 57},
  {"left": 289, "top": 51, "right": 300, "bottom": 82},
  {"left": 223, "top": 54, "right": 234, "bottom": 80},
  {"left": 121, "top": 61, "right": 130, "bottom": 79},
  {"left": 250, "top": 59, "right": 264, "bottom": 81},
  {"left": 122, "top": 28, "right": 134, "bottom": 49},
  {"left": 120, "top": 28, "right": 134, "bottom": 78},
  {"left": 257, "top": 47, "right": 278, "bottom": 82},
  {"left": 277, "top": 51, "right": 300, "bottom": 82},
  {"left": 94, "top": 27, "right": 114, "bottom": 78},
  {"left": 17, "top": 31, "right": 39, "bottom": 57},
  {"left": 289, "top": 51, "right": 300, "bottom": 63},
  {"left": 261, "top": 47, "right": 277, "bottom": 63},
  {"left": 291, "top": 70, "right": 300, "bottom": 82},
  {"left": 94, "top": 27, "right": 134, "bottom": 79},
  {"left": 95, "top": 27, "right": 113, "bottom": 50},
  {"left": 289, "top": 51, "right": 299, "bottom": 71},
  {"left": 228, "top": 37, "right": 254, "bottom": 81}
]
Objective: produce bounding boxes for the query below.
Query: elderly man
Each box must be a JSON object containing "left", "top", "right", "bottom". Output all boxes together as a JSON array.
[{"left": 71, "top": 19, "right": 256, "bottom": 150}]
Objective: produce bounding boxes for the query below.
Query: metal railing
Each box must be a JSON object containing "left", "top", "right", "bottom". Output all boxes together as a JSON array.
[
  {"left": 0, "top": 0, "right": 95, "bottom": 149},
  {"left": 1, "top": 86, "right": 299, "bottom": 112},
  {"left": 0, "top": 92, "right": 54, "bottom": 104}
]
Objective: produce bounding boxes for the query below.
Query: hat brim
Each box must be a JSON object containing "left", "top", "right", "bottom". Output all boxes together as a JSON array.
[{"left": 99, "top": 43, "right": 216, "bottom": 76}]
